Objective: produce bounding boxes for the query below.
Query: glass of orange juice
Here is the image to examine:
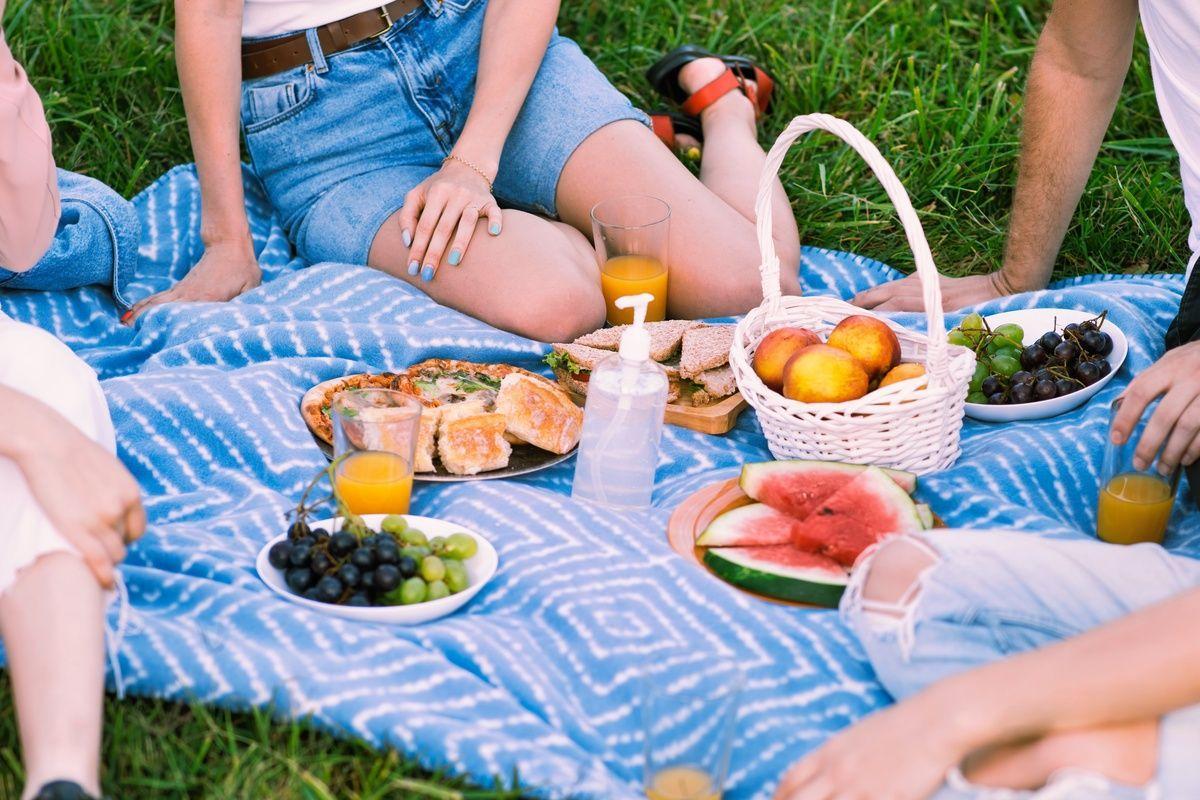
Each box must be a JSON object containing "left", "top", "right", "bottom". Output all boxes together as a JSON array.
[
  {"left": 1097, "top": 398, "right": 1181, "bottom": 545},
  {"left": 330, "top": 389, "right": 422, "bottom": 516},
  {"left": 642, "top": 659, "right": 742, "bottom": 800},
  {"left": 591, "top": 195, "right": 670, "bottom": 325}
]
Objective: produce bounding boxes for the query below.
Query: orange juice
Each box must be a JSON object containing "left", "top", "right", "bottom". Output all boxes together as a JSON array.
[
  {"left": 1097, "top": 472, "right": 1175, "bottom": 545},
  {"left": 601, "top": 255, "right": 668, "bottom": 325},
  {"left": 335, "top": 451, "right": 413, "bottom": 515},
  {"left": 646, "top": 766, "right": 720, "bottom": 800}
]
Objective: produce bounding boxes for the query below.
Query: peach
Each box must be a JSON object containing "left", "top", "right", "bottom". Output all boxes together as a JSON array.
[
  {"left": 753, "top": 327, "right": 822, "bottom": 391},
  {"left": 782, "top": 344, "right": 870, "bottom": 403},
  {"left": 826, "top": 315, "right": 901, "bottom": 380},
  {"left": 878, "top": 362, "right": 927, "bottom": 389}
]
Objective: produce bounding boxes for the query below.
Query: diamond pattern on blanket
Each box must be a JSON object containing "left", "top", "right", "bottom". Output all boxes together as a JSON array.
[{"left": 0, "top": 164, "right": 1195, "bottom": 798}]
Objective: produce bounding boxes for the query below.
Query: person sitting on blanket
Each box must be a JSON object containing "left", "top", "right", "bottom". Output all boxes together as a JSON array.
[
  {"left": 125, "top": 0, "right": 802, "bottom": 339},
  {"left": 853, "top": 0, "right": 1198, "bottom": 315},
  {"left": 775, "top": 5, "right": 1200, "bottom": 798},
  {"left": 1, "top": 20, "right": 146, "bottom": 800}
]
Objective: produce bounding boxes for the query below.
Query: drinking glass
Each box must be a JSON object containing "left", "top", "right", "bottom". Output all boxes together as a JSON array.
[
  {"left": 1097, "top": 398, "right": 1181, "bottom": 545},
  {"left": 591, "top": 195, "right": 670, "bottom": 326},
  {"left": 642, "top": 660, "right": 742, "bottom": 800},
  {"left": 330, "top": 389, "right": 422, "bottom": 516}
]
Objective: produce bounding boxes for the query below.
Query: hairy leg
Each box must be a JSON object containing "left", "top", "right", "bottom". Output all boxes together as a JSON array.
[
  {"left": 1, "top": 552, "right": 106, "bottom": 799},
  {"left": 369, "top": 208, "right": 606, "bottom": 343},
  {"left": 556, "top": 92, "right": 800, "bottom": 319}
]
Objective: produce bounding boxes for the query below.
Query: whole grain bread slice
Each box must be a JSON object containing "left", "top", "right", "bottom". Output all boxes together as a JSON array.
[
  {"left": 574, "top": 320, "right": 701, "bottom": 362},
  {"left": 679, "top": 325, "right": 735, "bottom": 379}
]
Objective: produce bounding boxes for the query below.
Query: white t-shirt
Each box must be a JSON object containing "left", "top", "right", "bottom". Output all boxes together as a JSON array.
[
  {"left": 1140, "top": 0, "right": 1200, "bottom": 278},
  {"left": 242, "top": 1, "right": 392, "bottom": 39}
]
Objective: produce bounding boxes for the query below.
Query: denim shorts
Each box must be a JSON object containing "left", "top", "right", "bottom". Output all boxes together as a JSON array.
[
  {"left": 239, "top": 0, "right": 650, "bottom": 265},
  {"left": 841, "top": 529, "right": 1200, "bottom": 799}
]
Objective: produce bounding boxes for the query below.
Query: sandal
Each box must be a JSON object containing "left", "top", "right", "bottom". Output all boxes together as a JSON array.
[
  {"left": 650, "top": 111, "right": 704, "bottom": 156},
  {"left": 645, "top": 44, "right": 776, "bottom": 118}
]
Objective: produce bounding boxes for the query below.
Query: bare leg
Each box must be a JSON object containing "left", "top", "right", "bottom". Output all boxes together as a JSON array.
[
  {"left": 1, "top": 553, "right": 106, "bottom": 799},
  {"left": 963, "top": 721, "right": 1158, "bottom": 790},
  {"left": 369, "top": 209, "right": 606, "bottom": 343},
  {"left": 556, "top": 74, "right": 801, "bottom": 319}
]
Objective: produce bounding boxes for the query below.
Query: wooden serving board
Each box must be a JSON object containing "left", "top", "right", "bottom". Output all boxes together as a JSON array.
[
  {"left": 569, "top": 389, "right": 748, "bottom": 436},
  {"left": 667, "top": 476, "right": 944, "bottom": 608}
]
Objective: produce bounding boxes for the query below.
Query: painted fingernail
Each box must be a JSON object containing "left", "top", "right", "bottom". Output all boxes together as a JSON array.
[
  {"left": 421, "top": 265, "right": 435, "bottom": 282},
  {"left": 1134, "top": 457, "right": 1146, "bottom": 471},
  {"left": 1159, "top": 462, "right": 1173, "bottom": 476},
  {"left": 402, "top": 229, "right": 412, "bottom": 247},
  {"left": 407, "top": 260, "right": 420, "bottom": 276},
  {"left": 448, "top": 250, "right": 461, "bottom": 266},
  {"left": 489, "top": 223, "right": 501, "bottom": 236},
  {"left": 120, "top": 310, "right": 133, "bottom": 323}
]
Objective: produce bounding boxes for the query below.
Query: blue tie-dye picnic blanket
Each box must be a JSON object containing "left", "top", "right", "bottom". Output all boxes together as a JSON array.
[{"left": 2, "top": 164, "right": 1196, "bottom": 798}]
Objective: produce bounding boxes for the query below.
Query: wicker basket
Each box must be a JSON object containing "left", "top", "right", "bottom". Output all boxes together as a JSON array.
[{"left": 729, "top": 114, "right": 976, "bottom": 474}]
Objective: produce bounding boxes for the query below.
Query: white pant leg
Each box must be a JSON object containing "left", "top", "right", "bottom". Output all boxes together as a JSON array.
[{"left": 0, "top": 317, "right": 115, "bottom": 595}]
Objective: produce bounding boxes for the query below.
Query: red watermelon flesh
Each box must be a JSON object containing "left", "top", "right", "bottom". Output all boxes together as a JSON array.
[
  {"left": 741, "top": 460, "right": 916, "bottom": 520},
  {"left": 696, "top": 503, "right": 799, "bottom": 547},
  {"left": 789, "top": 466, "right": 923, "bottom": 567}
]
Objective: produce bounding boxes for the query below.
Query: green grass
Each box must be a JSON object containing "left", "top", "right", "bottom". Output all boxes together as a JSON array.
[{"left": 0, "top": 0, "right": 1186, "bottom": 795}]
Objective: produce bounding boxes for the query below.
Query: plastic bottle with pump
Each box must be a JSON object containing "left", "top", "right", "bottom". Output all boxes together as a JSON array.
[{"left": 571, "top": 293, "right": 670, "bottom": 508}]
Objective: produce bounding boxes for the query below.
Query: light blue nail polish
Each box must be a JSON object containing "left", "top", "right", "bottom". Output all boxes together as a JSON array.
[
  {"left": 407, "top": 260, "right": 419, "bottom": 276},
  {"left": 449, "top": 250, "right": 461, "bottom": 266},
  {"left": 421, "top": 265, "right": 435, "bottom": 282},
  {"left": 402, "top": 229, "right": 412, "bottom": 247},
  {"left": 489, "top": 223, "right": 501, "bottom": 235}
]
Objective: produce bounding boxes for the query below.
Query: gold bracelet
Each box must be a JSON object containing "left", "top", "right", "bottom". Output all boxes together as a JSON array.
[{"left": 442, "top": 154, "right": 495, "bottom": 193}]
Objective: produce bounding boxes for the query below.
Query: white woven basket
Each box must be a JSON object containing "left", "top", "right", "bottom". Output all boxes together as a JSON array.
[{"left": 730, "top": 114, "right": 976, "bottom": 474}]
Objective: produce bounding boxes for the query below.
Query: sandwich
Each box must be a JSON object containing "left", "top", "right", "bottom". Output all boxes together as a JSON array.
[
  {"left": 545, "top": 343, "right": 682, "bottom": 403},
  {"left": 495, "top": 373, "right": 584, "bottom": 454},
  {"left": 574, "top": 319, "right": 701, "bottom": 362},
  {"left": 688, "top": 365, "right": 737, "bottom": 408},
  {"left": 679, "top": 325, "right": 735, "bottom": 379}
]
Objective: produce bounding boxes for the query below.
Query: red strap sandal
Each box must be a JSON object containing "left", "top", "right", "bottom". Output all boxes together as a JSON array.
[
  {"left": 645, "top": 44, "right": 776, "bottom": 119},
  {"left": 650, "top": 110, "right": 704, "bottom": 155}
]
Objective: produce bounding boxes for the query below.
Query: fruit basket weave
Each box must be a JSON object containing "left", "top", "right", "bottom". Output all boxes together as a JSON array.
[{"left": 729, "top": 114, "right": 976, "bottom": 474}]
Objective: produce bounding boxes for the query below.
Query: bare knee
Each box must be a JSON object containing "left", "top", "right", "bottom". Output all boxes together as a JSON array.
[
  {"left": 504, "top": 246, "right": 605, "bottom": 343},
  {"left": 856, "top": 537, "right": 937, "bottom": 613}
]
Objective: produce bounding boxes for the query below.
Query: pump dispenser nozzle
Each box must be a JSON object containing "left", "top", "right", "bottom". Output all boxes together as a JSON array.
[{"left": 615, "top": 293, "right": 654, "bottom": 362}]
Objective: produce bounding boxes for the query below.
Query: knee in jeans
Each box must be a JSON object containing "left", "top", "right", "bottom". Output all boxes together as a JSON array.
[{"left": 841, "top": 536, "right": 939, "bottom": 657}]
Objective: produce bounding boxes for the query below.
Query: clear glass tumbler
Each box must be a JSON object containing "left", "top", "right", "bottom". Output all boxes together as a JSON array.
[
  {"left": 1097, "top": 398, "right": 1181, "bottom": 545},
  {"left": 330, "top": 389, "right": 423, "bottom": 516},
  {"left": 591, "top": 195, "right": 671, "bottom": 326}
]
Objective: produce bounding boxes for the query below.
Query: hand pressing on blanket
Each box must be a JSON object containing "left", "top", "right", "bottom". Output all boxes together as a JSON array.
[
  {"left": 852, "top": 272, "right": 1014, "bottom": 313},
  {"left": 1112, "top": 340, "right": 1200, "bottom": 475},
  {"left": 122, "top": 237, "right": 261, "bottom": 325},
  {"left": 3, "top": 387, "right": 145, "bottom": 588}
]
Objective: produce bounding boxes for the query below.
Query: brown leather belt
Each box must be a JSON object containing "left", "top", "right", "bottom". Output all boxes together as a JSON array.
[{"left": 242, "top": 0, "right": 422, "bottom": 80}]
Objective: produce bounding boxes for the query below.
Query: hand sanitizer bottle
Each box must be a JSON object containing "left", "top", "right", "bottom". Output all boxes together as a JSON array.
[{"left": 571, "top": 293, "right": 670, "bottom": 508}]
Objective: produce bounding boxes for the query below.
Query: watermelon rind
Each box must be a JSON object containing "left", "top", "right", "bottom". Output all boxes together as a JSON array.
[
  {"left": 696, "top": 503, "right": 795, "bottom": 547},
  {"left": 915, "top": 503, "right": 934, "bottom": 530},
  {"left": 741, "top": 460, "right": 918, "bottom": 498},
  {"left": 704, "top": 546, "right": 849, "bottom": 607}
]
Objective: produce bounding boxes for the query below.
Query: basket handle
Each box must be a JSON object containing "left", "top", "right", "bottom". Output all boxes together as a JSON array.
[{"left": 755, "top": 114, "right": 950, "bottom": 377}]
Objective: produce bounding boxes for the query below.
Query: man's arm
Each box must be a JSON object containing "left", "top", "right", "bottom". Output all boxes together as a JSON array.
[
  {"left": 854, "top": 0, "right": 1140, "bottom": 312},
  {"left": 777, "top": 583, "right": 1200, "bottom": 799}
]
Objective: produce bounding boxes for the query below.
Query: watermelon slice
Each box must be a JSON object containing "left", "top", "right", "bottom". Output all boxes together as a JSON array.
[
  {"left": 696, "top": 503, "right": 801, "bottom": 547},
  {"left": 703, "top": 545, "right": 849, "bottom": 607},
  {"left": 789, "top": 466, "right": 923, "bottom": 567},
  {"left": 741, "top": 460, "right": 917, "bottom": 520}
]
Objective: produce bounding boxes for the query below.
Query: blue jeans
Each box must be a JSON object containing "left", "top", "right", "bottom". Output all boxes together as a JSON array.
[
  {"left": 841, "top": 529, "right": 1200, "bottom": 799},
  {"left": 238, "top": 0, "right": 649, "bottom": 265},
  {"left": 0, "top": 169, "right": 139, "bottom": 309}
]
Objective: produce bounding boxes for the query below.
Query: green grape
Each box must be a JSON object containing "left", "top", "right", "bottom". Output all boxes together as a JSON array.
[
  {"left": 966, "top": 391, "right": 989, "bottom": 404},
  {"left": 990, "top": 355, "right": 1021, "bottom": 378},
  {"left": 381, "top": 515, "right": 409, "bottom": 535},
  {"left": 400, "top": 527, "right": 428, "bottom": 547},
  {"left": 400, "top": 545, "right": 431, "bottom": 560},
  {"left": 427, "top": 580, "right": 450, "bottom": 601},
  {"left": 399, "top": 577, "right": 427, "bottom": 605},
  {"left": 947, "top": 329, "right": 970, "bottom": 347},
  {"left": 993, "top": 323, "right": 1025, "bottom": 344},
  {"left": 969, "top": 362, "right": 989, "bottom": 392},
  {"left": 960, "top": 313, "right": 985, "bottom": 334},
  {"left": 993, "top": 345, "right": 1022, "bottom": 362},
  {"left": 443, "top": 533, "right": 478, "bottom": 560},
  {"left": 443, "top": 559, "right": 469, "bottom": 593},
  {"left": 343, "top": 514, "right": 370, "bottom": 538},
  {"left": 420, "top": 555, "right": 446, "bottom": 583},
  {"left": 429, "top": 535, "right": 447, "bottom": 554}
]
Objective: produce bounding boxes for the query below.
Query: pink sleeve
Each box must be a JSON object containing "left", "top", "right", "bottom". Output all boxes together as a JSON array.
[{"left": 0, "top": 28, "right": 58, "bottom": 272}]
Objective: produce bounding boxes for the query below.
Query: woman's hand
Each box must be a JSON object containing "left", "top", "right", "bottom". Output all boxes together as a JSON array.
[
  {"left": 399, "top": 158, "right": 503, "bottom": 282},
  {"left": 9, "top": 396, "right": 146, "bottom": 589},
  {"left": 774, "top": 695, "right": 970, "bottom": 800},
  {"left": 123, "top": 236, "right": 261, "bottom": 324},
  {"left": 1112, "top": 340, "right": 1200, "bottom": 474}
]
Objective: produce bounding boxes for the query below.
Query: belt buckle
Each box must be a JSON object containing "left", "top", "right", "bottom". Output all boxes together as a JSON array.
[{"left": 373, "top": 5, "right": 394, "bottom": 38}]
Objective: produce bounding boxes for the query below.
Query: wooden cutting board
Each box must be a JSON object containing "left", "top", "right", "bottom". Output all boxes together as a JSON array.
[{"left": 569, "top": 389, "right": 748, "bottom": 436}]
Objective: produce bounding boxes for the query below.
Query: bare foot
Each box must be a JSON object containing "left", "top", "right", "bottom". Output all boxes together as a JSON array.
[
  {"left": 963, "top": 721, "right": 1159, "bottom": 791},
  {"left": 124, "top": 238, "right": 261, "bottom": 324},
  {"left": 677, "top": 56, "right": 757, "bottom": 129}
]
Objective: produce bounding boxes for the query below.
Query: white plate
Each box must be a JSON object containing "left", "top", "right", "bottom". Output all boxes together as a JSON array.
[
  {"left": 255, "top": 514, "right": 498, "bottom": 625},
  {"left": 964, "top": 308, "right": 1128, "bottom": 423}
]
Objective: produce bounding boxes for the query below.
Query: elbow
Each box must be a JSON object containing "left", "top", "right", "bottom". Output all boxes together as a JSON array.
[{"left": 0, "top": 195, "right": 59, "bottom": 273}]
